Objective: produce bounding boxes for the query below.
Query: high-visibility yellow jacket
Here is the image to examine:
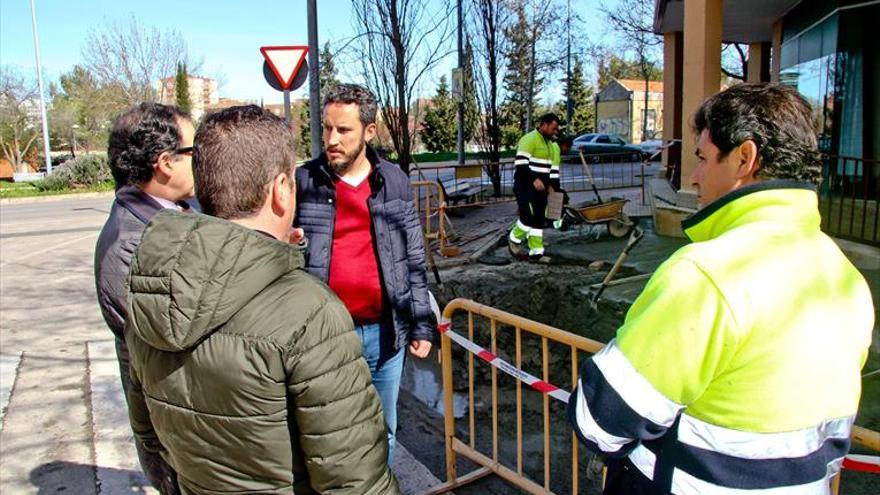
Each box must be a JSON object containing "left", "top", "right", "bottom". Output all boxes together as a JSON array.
[
  {"left": 569, "top": 181, "right": 874, "bottom": 494},
  {"left": 515, "top": 129, "right": 555, "bottom": 186}
]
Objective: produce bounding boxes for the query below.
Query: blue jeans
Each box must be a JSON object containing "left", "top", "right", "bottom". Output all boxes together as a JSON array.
[{"left": 354, "top": 322, "right": 405, "bottom": 464}]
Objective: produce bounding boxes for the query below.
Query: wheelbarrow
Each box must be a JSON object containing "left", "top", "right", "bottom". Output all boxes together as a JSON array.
[
  {"left": 562, "top": 150, "right": 634, "bottom": 237},
  {"left": 562, "top": 199, "right": 634, "bottom": 238}
]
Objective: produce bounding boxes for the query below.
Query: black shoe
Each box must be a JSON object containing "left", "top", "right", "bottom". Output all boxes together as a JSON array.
[
  {"left": 508, "top": 240, "right": 528, "bottom": 260},
  {"left": 528, "top": 253, "right": 552, "bottom": 264}
]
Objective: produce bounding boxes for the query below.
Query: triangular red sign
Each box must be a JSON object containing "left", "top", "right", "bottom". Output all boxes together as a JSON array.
[{"left": 260, "top": 46, "right": 308, "bottom": 90}]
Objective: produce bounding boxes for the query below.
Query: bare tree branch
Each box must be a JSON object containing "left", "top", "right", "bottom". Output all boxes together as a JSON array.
[
  {"left": 350, "top": 0, "right": 454, "bottom": 173},
  {"left": 81, "top": 16, "right": 203, "bottom": 105}
]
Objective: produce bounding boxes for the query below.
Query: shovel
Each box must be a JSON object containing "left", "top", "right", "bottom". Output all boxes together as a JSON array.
[
  {"left": 579, "top": 150, "right": 603, "bottom": 204},
  {"left": 589, "top": 226, "right": 644, "bottom": 309}
]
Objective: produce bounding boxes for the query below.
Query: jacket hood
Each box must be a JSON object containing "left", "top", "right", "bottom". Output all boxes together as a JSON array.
[{"left": 127, "top": 210, "right": 304, "bottom": 352}]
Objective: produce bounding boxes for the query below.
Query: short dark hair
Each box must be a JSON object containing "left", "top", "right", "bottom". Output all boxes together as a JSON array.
[
  {"left": 538, "top": 113, "right": 560, "bottom": 126},
  {"left": 693, "top": 83, "right": 821, "bottom": 184},
  {"left": 107, "top": 103, "right": 191, "bottom": 187},
  {"left": 193, "top": 105, "right": 295, "bottom": 219},
  {"left": 323, "top": 83, "right": 378, "bottom": 126}
]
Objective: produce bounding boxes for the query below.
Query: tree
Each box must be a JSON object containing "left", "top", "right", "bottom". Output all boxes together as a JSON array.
[
  {"left": 352, "top": 0, "right": 454, "bottom": 173},
  {"left": 49, "top": 66, "right": 126, "bottom": 154},
  {"left": 500, "top": 6, "right": 541, "bottom": 142},
  {"left": 468, "top": 0, "right": 513, "bottom": 196},
  {"left": 596, "top": 53, "right": 662, "bottom": 89},
  {"left": 82, "top": 16, "right": 202, "bottom": 105},
  {"left": 563, "top": 57, "right": 595, "bottom": 136},
  {"left": 0, "top": 67, "right": 42, "bottom": 172},
  {"left": 722, "top": 43, "right": 748, "bottom": 82},
  {"left": 421, "top": 76, "right": 456, "bottom": 152},
  {"left": 175, "top": 63, "right": 192, "bottom": 113},
  {"left": 601, "top": 0, "right": 662, "bottom": 141},
  {"left": 299, "top": 42, "right": 340, "bottom": 158},
  {"left": 500, "top": 0, "right": 563, "bottom": 133}
]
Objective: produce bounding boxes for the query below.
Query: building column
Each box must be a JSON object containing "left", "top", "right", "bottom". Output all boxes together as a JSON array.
[
  {"left": 747, "top": 42, "right": 771, "bottom": 83},
  {"left": 771, "top": 20, "right": 782, "bottom": 82},
  {"left": 680, "top": 0, "right": 723, "bottom": 198},
  {"left": 663, "top": 31, "right": 683, "bottom": 188}
]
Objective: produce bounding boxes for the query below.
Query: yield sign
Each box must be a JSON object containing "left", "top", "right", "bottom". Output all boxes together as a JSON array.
[{"left": 260, "top": 46, "right": 308, "bottom": 90}]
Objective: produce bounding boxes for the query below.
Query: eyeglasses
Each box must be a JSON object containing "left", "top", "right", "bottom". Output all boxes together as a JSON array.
[{"left": 174, "top": 146, "right": 193, "bottom": 155}]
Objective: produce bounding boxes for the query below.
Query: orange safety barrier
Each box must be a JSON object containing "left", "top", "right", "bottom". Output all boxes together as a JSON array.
[{"left": 424, "top": 297, "right": 879, "bottom": 495}]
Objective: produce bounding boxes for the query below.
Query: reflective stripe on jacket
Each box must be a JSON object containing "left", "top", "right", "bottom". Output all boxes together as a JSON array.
[
  {"left": 568, "top": 181, "right": 874, "bottom": 494},
  {"left": 515, "top": 129, "right": 554, "bottom": 184}
]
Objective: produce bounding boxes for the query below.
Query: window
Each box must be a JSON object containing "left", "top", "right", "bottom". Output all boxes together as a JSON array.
[{"left": 595, "top": 135, "right": 611, "bottom": 144}]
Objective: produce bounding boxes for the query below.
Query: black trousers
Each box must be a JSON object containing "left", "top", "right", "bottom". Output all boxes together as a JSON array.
[
  {"left": 115, "top": 337, "right": 181, "bottom": 495},
  {"left": 513, "top": 169, "right": 548, "bottom": 229},
  {"left": 603, "top": 458, "right": 665, "bottom": 495}
]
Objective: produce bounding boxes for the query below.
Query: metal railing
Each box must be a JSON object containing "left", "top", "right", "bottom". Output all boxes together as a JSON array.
[
  {"left": 428, "top": 298, "right": 603, "bottom": 494},
  {"left": 820, "top": 155, "right": 879, "bottom": 245},
  {"left": 409, "top": 153, "right": 652, "bottom": 212},
  {"left": 410, "top": 180, "right": 452, "bottom": 256},
  {"left": 425, "top": 298, "right": 879, "bottom": 495}
]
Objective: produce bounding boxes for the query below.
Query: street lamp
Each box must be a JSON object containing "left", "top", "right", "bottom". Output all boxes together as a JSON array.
[{"left": 71, "top": 124, "right": 79, "bottom": 158}]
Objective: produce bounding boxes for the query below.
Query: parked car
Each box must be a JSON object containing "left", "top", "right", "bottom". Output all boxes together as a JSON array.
[
  {"left": 638, "top": 139, "right": 663, "bottom": 161},
  {"left": 565, "top": 133, "right": 643, "bottom": 163}
]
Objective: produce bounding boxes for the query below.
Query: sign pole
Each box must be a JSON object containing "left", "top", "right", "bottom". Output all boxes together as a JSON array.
[
  {"left": 29, "top": 0, "right": 52, "bottom": 175},
  {"left": 307, "top": 0, "right": 321, "bottom": 158},
  {"left": 456, "top": 0, "right": 464, "bottom": 166},
  {"left": 283, "top": 89, "right": 291, "bottom": 123}
]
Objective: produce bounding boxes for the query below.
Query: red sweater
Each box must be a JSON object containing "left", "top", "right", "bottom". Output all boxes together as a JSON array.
[{"left": 328, "top": 178, "right": 384, "bottom": 322}]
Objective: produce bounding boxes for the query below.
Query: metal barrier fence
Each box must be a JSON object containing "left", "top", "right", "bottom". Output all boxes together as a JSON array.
[
  {"left": 410, "top": 153, "right": 651, "bottom": 212},
  {"left": 410, "top": 180, "right": 451, "bottom": 256},
  {"left": 426, "top": 298, "right": 879, "bottom": 494},
  {"left": 820, "top": 155, "right": 879, "bottom": 246},
  {"left": 427, "top": 298, "right": 603, "bottom": 494}
]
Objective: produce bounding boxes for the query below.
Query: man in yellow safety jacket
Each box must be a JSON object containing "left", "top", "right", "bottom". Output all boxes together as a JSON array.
[
  {"left": 568, "top": 83, "right": 874, "bottom": 494},
  {"left": 509, "top": 113, "right": 560, "bottom": 263}
]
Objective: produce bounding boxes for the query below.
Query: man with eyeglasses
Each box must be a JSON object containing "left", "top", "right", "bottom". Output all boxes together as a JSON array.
[{"left": 94, "top": 102, "right": 195, "bottom": 494}]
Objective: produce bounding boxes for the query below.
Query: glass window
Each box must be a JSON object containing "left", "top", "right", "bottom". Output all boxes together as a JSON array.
[{"left": 595, "top": 135, "right": 611, "bottom": 144}]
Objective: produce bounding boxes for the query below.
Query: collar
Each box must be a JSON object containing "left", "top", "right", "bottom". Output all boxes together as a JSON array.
[
  {"left": 315, "top": 145, "right": 386, "bottom": 194},
  {"left": 681, "top": 180, "right": 819, "bottom": 242},
  {"left": 146, "top": 193, "right": 182, "bottom": 211},
  {"left": 115, "top": 185, "right": 165, "bottom": 224}
]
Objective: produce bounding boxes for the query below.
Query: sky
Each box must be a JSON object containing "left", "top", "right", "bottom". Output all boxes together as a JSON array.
[{"left": 1, "top": 0, "right": 614, "bottom": 105}]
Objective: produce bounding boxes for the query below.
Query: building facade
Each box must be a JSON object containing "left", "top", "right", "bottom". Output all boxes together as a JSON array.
[
  {"left": 595, "top": 79, "right": 664, "bottom": 144},
  {"left": 156, "top": 76, "right": 219, "bottom": 121},
  {"left": 653, "top": 0, "right": 878, "bottom": 193}
]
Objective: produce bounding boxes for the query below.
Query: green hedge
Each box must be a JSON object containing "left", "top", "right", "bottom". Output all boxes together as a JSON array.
[{"left": 33, "top": 154, "right": 111, "bottom": 191}]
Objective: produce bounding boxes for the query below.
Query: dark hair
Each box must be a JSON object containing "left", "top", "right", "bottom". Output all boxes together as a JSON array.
[
  {"left": 693, "top": 83, "right": 821, "bottom": 184},
  {"left": 193, "top": 105, "right": 295, "bottom": 219},
  {"left": 538, "top": 113, "right": 560, "bottom": 126},
  {"left": 107, "top": 103, "right": 191, "bottom": 187},
  {"left": 323, "top": 83, "right": 378, "bottom": 126}
]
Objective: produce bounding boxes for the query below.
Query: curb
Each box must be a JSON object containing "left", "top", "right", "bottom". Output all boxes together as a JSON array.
[{"left": 0, "top": 191, "right": 114, "bottom": 205}]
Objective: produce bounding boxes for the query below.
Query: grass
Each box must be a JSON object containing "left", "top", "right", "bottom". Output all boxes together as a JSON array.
[
  {"left": 0, "top": 180, "right": 114, "bottom": 199},
  {"left": 394, "top": 149, "right": 517, "bottom": 164}
]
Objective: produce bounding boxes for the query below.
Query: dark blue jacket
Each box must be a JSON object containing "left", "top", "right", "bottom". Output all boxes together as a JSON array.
[
  {"left": 94, "top": 186, "right": 166, "bottom": 339},
  {"left": 294, "top": 147, "right": 433, "bottom": 349}
]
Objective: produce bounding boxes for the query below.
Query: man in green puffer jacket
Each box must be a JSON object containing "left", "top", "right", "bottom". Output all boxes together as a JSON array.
[{"left": 124, "top": 105, "right": 399, "bottom": 494}]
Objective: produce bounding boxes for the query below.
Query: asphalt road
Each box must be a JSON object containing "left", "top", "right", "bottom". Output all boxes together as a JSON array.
[{"left": 0, "top": 194, "right": 441, "bottom": 494}]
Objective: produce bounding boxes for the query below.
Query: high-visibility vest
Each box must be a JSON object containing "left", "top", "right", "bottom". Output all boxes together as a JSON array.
[
  {"left": 569, "top": 182, "right": 874, "bottom": 494},
  {"left": 515, "top": 129, "right": 554, "bottom": 182}
]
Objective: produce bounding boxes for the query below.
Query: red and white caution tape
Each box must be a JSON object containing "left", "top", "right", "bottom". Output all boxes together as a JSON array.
[
  {"left": 437, "top": 321, "right": 571, "bottom": 404},
  {"left": 842, "top": 454, "right": 880, "bottom": 474}
]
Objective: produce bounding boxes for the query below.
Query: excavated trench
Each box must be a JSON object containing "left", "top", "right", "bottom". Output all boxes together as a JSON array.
[
  {"left": 400, "top": 229, "right": 880, "bottom": 495},
  {"left": 400, "top": 233, "right": 647, "bottom": 494}
]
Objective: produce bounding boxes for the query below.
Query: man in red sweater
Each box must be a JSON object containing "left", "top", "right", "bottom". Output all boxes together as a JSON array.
[{"left": 293, "top": 84, "right": 434, "bottom": 463}]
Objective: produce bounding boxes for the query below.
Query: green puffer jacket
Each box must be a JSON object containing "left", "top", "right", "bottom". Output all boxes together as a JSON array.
[{"left": 124, "top": 210, "right": 399, "bottom": 495}]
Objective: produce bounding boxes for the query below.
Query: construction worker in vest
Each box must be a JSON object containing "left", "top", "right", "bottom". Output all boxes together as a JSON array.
[
  {"left": 509, "top": 113, "right": 560, "bottom": 263},
  {"left": 568, "top": 83, "right": 874, "bottom": 494}
]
